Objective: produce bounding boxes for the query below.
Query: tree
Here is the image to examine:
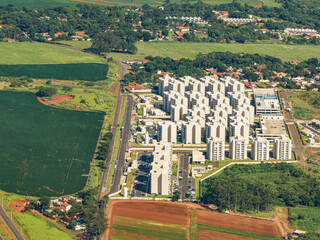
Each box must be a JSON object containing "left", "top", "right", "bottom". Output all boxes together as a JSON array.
[
  {"left": 36, "top": 86, "right": 57, "bottom": 97},
  {"left": 91, "top": 31, "right": 120, "bottom": 54},
  {"left": 39, "top": 196, "right": 50, "bottom": 212},
  {"left": 172, "top": 190, "right": 180, "bottom": 201},
  {"left": 62, "top": 86, "right": 73, "bottom": 92},
  {"left": 142, "top": 31, "right": 152, "bottom": 42},
  {"left": 68, "top": 220, "right": 77, "bottom": 229}
]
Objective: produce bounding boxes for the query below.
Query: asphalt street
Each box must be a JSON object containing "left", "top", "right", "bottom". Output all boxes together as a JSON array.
[
  {"left": 0, "top": 206, "right": 24, "bottom": 240},
  {"left": 178, "top": 154, "right": 195, "bottom": 199},
  {"left": 109, "top": 95, "right": 134, "bottom": 194}
]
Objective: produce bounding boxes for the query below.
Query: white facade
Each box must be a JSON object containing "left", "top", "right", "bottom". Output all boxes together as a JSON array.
[
  {"left": 207, "top": 137, "right": 225, "bottom": 161},
  {"left": 273, "top": 136, "right": 292, "bottom": 160},
  {"left": 251, "top": 138, "right": 270, "bottom": 161},
  {"left": 158, "top": 122, "right": 177, "bottom": 143},
  {"left": 229, "top": 137, "right": 248, "bottom": 160},
  {"left": 182, "top": 121, "right": 201, "bottom": 144}
]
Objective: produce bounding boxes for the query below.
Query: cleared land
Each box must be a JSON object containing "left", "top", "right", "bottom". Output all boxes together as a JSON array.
[
  {"left": 2, "top": 0, "right": 280, "bottom": 7},
  {"left": 0, "top": 42, "right": 105, "bottom": 65},
  {"left": 0, "top": 91, "right": 104, "bottom": 196},
  {"left": 108, "top": 42, "right": 320, "bottom": 62},
  {"left": 288, "top": 92, "right": 320, "bottom": 120}
]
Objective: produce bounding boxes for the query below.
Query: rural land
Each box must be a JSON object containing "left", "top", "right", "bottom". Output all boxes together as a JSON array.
[{"left": 0, "top": 0, "right": 320, "bottom": 240}]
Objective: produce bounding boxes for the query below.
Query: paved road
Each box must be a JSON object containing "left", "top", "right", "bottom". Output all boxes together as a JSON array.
[
  {"left": 109, "top": 95, "right": 134, "bottom": 194},
  {"left": 0, "top": 234, "right": 3, "bottom": 240},
  {"left": 98, "top": 62, "right": 130, "bottom": 201},
  {"left": 0, "top": 206, "right": 24, "bottom": 240}
]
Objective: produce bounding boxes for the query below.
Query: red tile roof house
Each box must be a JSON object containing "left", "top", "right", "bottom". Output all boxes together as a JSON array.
[
  {"left": 125, "top": 82, "right": 144, "bottom": 91},
  {"left": 177, "top": 26, "right": 190, "bottom": 32}
]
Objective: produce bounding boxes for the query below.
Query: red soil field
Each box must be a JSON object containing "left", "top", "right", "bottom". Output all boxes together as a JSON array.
[
  {"left": 198, "top": 229, "right": 256, "bottom": 240},
  {"left": 111, "top": 200, "right": 189, "bottom": 226},
  {"left": 8, "top": 200, "right": 29, "bottom": 213},
  {"left": 72, "top": 0, "right": 113, "bottom": 6},
  {"left": 37, "top": 95, "right": 74, "bottom": 105},
  {"left": 196, "top": 209, "right": 281, "bottom": 237}
]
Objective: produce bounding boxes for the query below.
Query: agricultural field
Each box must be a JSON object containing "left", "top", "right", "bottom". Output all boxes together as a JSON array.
[
  {"left": 2, "top": 0, "right": 281, "bottom": 8},
  {"left": 108, "top": 200, "right": 189, "bottom": 240},
  {"left": 0, "top": 91, "right": 104, "bottom": 196},
  {"left": 196, "top": 209, "right": 282, "bottom": 240},
  {"left": 107, "top": 200, "right": 282, "bottom": 240},
  {"left": 108, "top": 42, "right": 320, "bottom": 62},
  {"left": 0, "top": 43, "right": 105, "bottom": 65},
  {"left": 288, "top": 208, "right": 320, "bottom": 232},
  {"left": 0, "top": 43, "right": 108, "bottom": 81}
]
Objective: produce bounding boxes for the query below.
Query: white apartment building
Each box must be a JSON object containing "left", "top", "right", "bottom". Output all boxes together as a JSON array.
[
  {"left": 273, "top": 136, "right": 292, "bottom": 160},
  {"left": 170, "top": 104, "right": 188, "bottom": 122},
  {"left": 253, "top": 88, "right": 280, "bottom": 115},
  {"left": 207, "top": 137, "right": 225, "bottom": 161},
  {"left": 251, "top": 138, "right": 270, "bottom": 161},
  {"left": 182, "top": 121, "right": 201, "bottom": 144},
  {"left": 229, "top": 137, "right": 248, "bottom": 160},
  {"left": 229, "top": 121, "right": 249, "bottom": 140},
  {"left": 206, "top": 121, "right": 226, "bottom": 140},
  {"left": 191, "top": 150, "right": 206, "bottom": 164},
  {"left": 157, "top": 121, "right": 177, "bottom": 143},
  {"left": 158, "top": 75, "right": 174, "bottom": 96},
  {"left": 151, "top": 142, "right": 172, "bottom": 195}
]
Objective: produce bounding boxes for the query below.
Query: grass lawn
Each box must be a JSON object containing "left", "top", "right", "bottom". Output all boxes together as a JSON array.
[
  {"left": 0, "top": 91, "right": 104, "bottom": 196},
  {"left": 0, "top": 42, "right": 105, "bottom": 65},
  {"left": 3, "top": 0, "right": 281, "bottom": 7},
  {"left": 108, "top": 42, "right": 320, "bottom": 62},
  {"left": 111, "top": 216, "right": 187, "bottom": 240},
  {"left": 14, "top": 212, "right": 76, "bottom": 240},
  {"left": 292, "top": 107, "right": 316, "bottom": 120}
]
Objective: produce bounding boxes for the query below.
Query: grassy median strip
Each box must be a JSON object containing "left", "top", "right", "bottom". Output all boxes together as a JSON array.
[{"left": 198, "top": 224, "right": 282, "bottom": 240}]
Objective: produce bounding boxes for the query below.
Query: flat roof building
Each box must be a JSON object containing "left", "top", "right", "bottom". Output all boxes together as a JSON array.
[
  {"left": 253, "top": 88, "right": 280, "bottom": 115},
  {"left": 273, "top": 136, "right": 292, "bottom": 160},
  {"left": 251, "top": 138, "right": 270, "bottom": 161},
  {"left": 229, "top": 137, "right": 248, "bottom": 160},
  {"left": 207, "top": 137, "right": 225, "bottom": 161}
]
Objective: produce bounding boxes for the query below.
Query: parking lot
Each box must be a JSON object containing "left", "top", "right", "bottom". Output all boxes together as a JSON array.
[{"left": 133, "top": 152, "right": 152, "bottom": 197}]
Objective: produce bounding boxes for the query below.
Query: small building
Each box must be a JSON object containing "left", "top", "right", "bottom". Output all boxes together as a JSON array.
[{"left": 191, "top": 150, "right": 205, "bottom": 164}]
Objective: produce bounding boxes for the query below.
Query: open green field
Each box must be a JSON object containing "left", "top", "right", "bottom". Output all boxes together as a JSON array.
[
  {"left": 14, "top": 212, "right": 76, "bottom": 240},
  {"left": 111, "top": 216, "right": 187, "bottom": 240},
  {"left": 2, "top": 0, "right": 280, "bottom": 8},
  {"left": 0, "top": 63, "right": 108, "bottom": 81},
  {"left": 0, "top": 91, "right": 104, "bottom": 196},
  {"left": 108, "top": 42, "right": 320, "bottom": 62},
  {"left": 0, "top": 42, "right": 105, "bottom": 65},
  {"left": 288, "top": 92, "right": 320, "bottom": 120}
]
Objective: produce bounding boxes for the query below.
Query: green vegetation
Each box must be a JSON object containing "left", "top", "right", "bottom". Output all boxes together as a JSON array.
[
  {"left": 109, "top": 42, "right": 320, "bottom": 62},
  {"left": 190, "top": 209, "right": 197, "bottom": 240},
  {"left": 0, "top": 63, "right": 109, "bottom": 81},
  {"left": 289, "top": 208, "right": 320, "bottom": 232},
  {"left": 198, "top": 224, "right": 281, "bottom": 240},
  {"left": 201, "top": 163, "right": 320, "bottom": 212},
  {"left": 112, "top": 217, "right": 187, "bottom": 240},
  {"left": 0, "top": 91, "right": 104, "bottom": 196},
  {"left": 172, "top": 161, "right": 178, "bottom": 177},
  {"left": 13, "top": 211, "right": 76, "bottom": 240},
  {"left": 0, "top": 214, "right": 14, "bottom": 240},
  {"left": 2, "top": 0, "right": 280, "bottom": 8},
  {"left": 292, "top": 107, "right": 316, "bottom": 120},
  {"left": 0, "top": 43, "right": 105, "bottom": 65}
]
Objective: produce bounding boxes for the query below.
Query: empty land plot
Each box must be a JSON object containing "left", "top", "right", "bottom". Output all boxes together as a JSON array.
[
  {"left": 109, "top": 42, "right": 320, "bottom": 62},
  {"left": 196, "top": 209, "right": 282, "bottom": 237},
  {"left": 0, "top": 91, "right": 104, "bottom": 196},
  {"left": 111, "top": 216, "right": 187, "bottom": 240},
  {"left": 197, "top": 228, "right": 257, "bottom": 240},
  {"left": 111, "top": 200, "right": 190, "bottom": 225}
]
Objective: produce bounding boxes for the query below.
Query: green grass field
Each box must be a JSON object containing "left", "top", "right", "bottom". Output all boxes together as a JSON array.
[
  {"left": 0, "top": 42, "right": 105, "bottom": 65},
  {"left": 2, "top": 0, "right": 280, "bottom": 8},
  {"left": 107, "top": 42, "right": 320, "bottom": 62},
  {"left": 289, "top": 208, "right": 320, "bottom": 232},
  {"left": 14, "top": 212, "right": 76, "bottom": 240},
  {"left": 0, "top": 91, "right": 104, "bottom": 196},
  {"left": 111, "top": 217, "right": 187, "bottom": 240}
]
